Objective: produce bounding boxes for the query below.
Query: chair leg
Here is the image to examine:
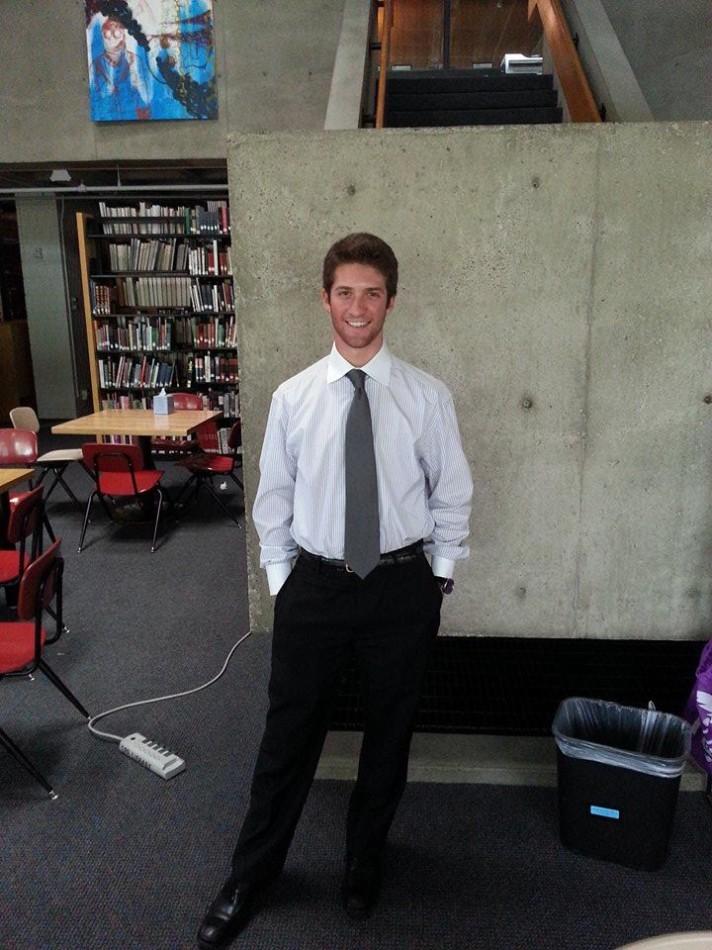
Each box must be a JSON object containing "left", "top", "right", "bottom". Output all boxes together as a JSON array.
[
  {"left": 44, "top": 560, "right": 69, "bottom": 642},
  {"left": 43, "top": 512, "right": 56, "bottom": 544},
  {"left": 228, "top": 472, "right": 244, "bottom": 492},
  {"left": 44, "top": 605, "right": 69, "bottom": 636},
  {"left": 47, "top": 466, "right": 83, "bottom": 510},
  {"left": 78, "top": 492, "right": 96, "bottom": 553},
  {"left": 174, "top": 474, "right": 199, "bottom": 509},
  {"left": 151, "top": 488, "right": 164, "bottom": 553},
  {"left": 37, "top": 659, "right": 89, "bottom": 719},
  {"left": 204, "top": 478, "right": 241, "bottom": 526},
  {"left": 0, "top": 725, "right": 57, "bottom": 799}
]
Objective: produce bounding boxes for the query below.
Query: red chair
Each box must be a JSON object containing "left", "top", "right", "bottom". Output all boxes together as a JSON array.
[
  {"left": 174, "top": 421, "right": 243, "bottom": 524},
  {"left": 151, "top": 392, "right": 204, "bottom": 458},
  {"left": 0, "top": 485, "right": 44, "bottom": 604},
  {"left": 0, "top": 539, "right": 88, "bottom": 800},
  {"left": 0, "top": 427, "right": 37, "bottom": 472},
  {"left": 0, "top": 429, "right": 56, "bottom": 543},
  {"left": 79, "top": 443, "right": 166, "bottom": 553},
  {"left": 10, "top": 407, "right": 85, "bottom": 510}
]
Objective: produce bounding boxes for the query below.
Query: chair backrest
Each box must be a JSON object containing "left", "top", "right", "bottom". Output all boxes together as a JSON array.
[
  {"left": 0, "top": 428, "right": 38, "bottom": 465},
  {"left": 227, "top": 420, "right": 242, "bottom": 451},
  {"left": 8, "top": 484, "right": 43, "bottom": 547},
  {"left": 82, "top": 442, "right": 144, "bottom": 496},
  {"left": 17, "top": 538, "right": 62, "bottom": 623},
  {"left": 195, "top": 419, "right": 219, "bottom": 453},
  {"left": 9, "top": 406, "right": 40, "bottom": 433},
  {"left": 171, "top": 392, "right": 203, "bottom": 411},
  {"left": 7, "top": 485, "right": 44, "bottom": 586},
  {"left": 82, "top": 442, "right": 145, "bottom": 474}
]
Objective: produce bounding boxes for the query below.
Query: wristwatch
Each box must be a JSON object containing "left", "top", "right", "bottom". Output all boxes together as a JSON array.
[{"left": 435, "top": 576, "right": 455, "bottom": 595}]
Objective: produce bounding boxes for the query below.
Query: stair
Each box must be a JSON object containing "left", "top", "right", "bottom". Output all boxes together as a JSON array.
[{"left": 385, "top": 68, "right": 562, "bottom": 128}]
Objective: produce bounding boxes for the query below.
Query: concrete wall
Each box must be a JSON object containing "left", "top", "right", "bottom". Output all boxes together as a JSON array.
[
  {"left": 0, "top": 0, "right": 345, "bottom": 417},
  {"left": 0, "top": 0, "right": 345, "bottom": 164},
  {"left": 600, "top": 0, "right": 712, "bottom": 120},
  {"left": 15, "top": 200, "right": 76, "bottom": 419},
  {"left": 229, "top": 123, "right": 712, "bottom": 641}
]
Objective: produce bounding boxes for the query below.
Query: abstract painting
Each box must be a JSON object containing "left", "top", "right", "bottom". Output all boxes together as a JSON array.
[{"left": 86, "top": 0, "right": 217, "bottom": 122}]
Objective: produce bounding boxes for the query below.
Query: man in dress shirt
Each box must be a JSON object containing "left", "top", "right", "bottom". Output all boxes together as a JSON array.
[{"left": 197, "top": 233, "right": 473, "bottom": 949}]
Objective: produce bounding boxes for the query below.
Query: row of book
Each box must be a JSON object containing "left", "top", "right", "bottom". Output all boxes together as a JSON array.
[
  {"left": 190, "top": 279, "right": 235, "bottom": 313},
  {"left": 98, "top": 201, "right": 230, "bottom": 236},
  {"left": 98, "top": 355, "right": 176, "bottom": 389},
  {"left": 107, "top": 239, "right": 190, "bottom": 273},
  {"left": 99, "top": 387, "right": 240, "bottom": 419},
  {"left": 98, "top": 354, "right": 240, "bottom": 389},
  {"left": 186, "top": 243, "right": 231, "bottom": 277},
  {"left": 185, "top": 353, "right": 239, "bottom": 384},
  {"left": 103, "top": 240, "right": 231, "bottom": 277},
  {"left": 95, "top": 315, "right": 238, "bottom": 351},
  {"left": 174, "top": 316, "right": 238, "bottom": 349},
  {"left": 91, "top": 278, "right": 235, "bottom": 314},
  {"left": 95, "top": 316, "right": 174, "bottom": 352}
]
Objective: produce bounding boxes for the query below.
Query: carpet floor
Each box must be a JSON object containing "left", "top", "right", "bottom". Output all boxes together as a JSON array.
[{"left": 1, "top": 439, "right": 711, "bottom": 950}]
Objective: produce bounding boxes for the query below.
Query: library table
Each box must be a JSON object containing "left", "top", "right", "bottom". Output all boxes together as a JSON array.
[
  {"left": 0, "top": 467, "right": 34, "bottom": 548},
  {"left": 51, "top": 409, "right": 222, "bottom": 468}
]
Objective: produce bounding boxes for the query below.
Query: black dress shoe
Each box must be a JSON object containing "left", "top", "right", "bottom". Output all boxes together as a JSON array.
[
  {"left": 341, "top": 858, "right": 381, "bottom": 920},
  {"left": 197, "top": 875, "right": 257, "bottom": 949}
]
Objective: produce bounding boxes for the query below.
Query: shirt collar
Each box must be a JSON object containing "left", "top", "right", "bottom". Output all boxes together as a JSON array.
[{"left": 327, "top": 342, "right": 392, "bottom": 387}]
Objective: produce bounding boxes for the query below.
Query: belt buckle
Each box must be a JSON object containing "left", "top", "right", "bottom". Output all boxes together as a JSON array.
[{"left": 345, "top": 563, "right": 354, "bottom": 573}]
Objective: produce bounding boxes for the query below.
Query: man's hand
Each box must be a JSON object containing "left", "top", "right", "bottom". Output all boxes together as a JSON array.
[{"left": 434, "top": 577, "right": 454, "bottom": 595}]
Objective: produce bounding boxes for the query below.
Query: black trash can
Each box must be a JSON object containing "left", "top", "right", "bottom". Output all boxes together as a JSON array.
[{"left": 552, "top": 697, "right": 691, "bottom": 871}]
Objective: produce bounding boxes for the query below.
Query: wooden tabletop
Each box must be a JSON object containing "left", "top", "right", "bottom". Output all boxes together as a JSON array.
[
  {"left": 51, "top": 409, "right": 222, "bottom": 438},
  {"left": 0, "top": 468, "right": 35, "bottom": 492}
]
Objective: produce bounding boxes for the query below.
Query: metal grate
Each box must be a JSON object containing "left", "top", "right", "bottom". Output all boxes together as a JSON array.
[{"left": 328, "top": 636, "right": 702, "bottom": 736}]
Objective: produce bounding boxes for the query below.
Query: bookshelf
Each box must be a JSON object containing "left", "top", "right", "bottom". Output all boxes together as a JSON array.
[{"left": 76, "top": 199, "right": 240, "bottom": 447}]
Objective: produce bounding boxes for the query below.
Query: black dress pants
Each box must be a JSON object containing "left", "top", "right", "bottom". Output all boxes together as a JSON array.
[{"left": 231, "top": 550, "right": 443, "bottom": 885}]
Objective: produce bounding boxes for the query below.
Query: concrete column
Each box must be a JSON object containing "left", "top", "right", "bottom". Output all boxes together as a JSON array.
[{"left": 15, "top": 199, "right": 76, "bottom": 420}]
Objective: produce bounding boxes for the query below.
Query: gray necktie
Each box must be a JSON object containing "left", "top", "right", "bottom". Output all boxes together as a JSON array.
[{"left": 344, "top": 369, "right": 380, "bottom": 578}]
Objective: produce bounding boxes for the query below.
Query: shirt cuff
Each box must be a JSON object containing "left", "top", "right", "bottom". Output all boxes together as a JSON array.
[
  {"left": 430, "top": 555, "right": 455, "bottom": 579},
  {"left": 265, "top": 561, "right": 294, "bottom": 595}
]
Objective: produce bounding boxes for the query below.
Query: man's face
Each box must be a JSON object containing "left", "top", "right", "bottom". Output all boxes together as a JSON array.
[
  {"left": 102, "top": 19, "right": 126, "bottom": 54},
  {"left": 321, "top": 263, "right": 395, "bottom": 365}
]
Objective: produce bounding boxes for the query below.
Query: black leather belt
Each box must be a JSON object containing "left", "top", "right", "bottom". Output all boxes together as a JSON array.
[{"left": 298, "top": 541, "right": 423, "bottom": 574}]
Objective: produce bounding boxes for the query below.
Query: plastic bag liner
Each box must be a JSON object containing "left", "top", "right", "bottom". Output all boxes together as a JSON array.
[
  {"left": 553, "top": 697, "right": 691, "bottom": 779},
  {"left": 682, "top": 639, "right": 712, "bottom": 779}
]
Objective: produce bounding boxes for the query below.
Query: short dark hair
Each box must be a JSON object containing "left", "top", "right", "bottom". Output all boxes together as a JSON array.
[{"left": 322, "top": 233, "right": 398, "bottom": 301}]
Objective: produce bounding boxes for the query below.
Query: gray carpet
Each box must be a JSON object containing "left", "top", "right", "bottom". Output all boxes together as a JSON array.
[{"left": 2, "top": 434, "right": 712, "bottom": 950}]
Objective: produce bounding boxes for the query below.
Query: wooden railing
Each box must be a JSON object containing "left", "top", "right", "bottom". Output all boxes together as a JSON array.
[
  {"left": 375, "top": 0, "right": 394, "bottom": 129},
  {"left": 528, "top": 0, "right": 601, "bottom": 122}
]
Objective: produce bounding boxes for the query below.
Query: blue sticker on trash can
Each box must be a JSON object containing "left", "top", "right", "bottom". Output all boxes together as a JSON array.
[{"left": 590, "top": 805, "right": 620, "bottom": 820}]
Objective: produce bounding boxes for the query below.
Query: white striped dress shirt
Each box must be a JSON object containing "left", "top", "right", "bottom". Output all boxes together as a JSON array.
[{"left": 253, "top": 342, "right": 473, "bottom": 594}]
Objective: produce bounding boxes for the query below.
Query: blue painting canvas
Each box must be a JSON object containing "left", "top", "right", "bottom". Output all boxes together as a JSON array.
[{"left": 86, "top": 0, "right": 217, "bottom": 121}]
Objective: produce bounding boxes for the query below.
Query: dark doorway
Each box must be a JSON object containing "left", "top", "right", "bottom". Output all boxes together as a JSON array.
[{"left": 0, "top": 201, "right": 36, "bottom": 424}]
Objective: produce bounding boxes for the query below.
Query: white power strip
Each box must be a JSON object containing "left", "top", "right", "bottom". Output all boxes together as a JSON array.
[{"left": 119, "top": 733, "right": 185, "bottom": 780}]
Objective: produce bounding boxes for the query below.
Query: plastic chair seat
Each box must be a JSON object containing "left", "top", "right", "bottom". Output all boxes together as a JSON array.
[
  {"left": 97, "top": 471, "right": 163, "bottom": 496},
  {"left": 179, "top": 453, "right": 235, "bottom": 474},
  {"left": 0, "top": 622, "right": 47, "bottom": 670},
  {"left": 0, "top": 550, "right": 28, "bottom": 584},
  {"left": 37, "top": 448, "right": 83, "bottom": 464}
]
